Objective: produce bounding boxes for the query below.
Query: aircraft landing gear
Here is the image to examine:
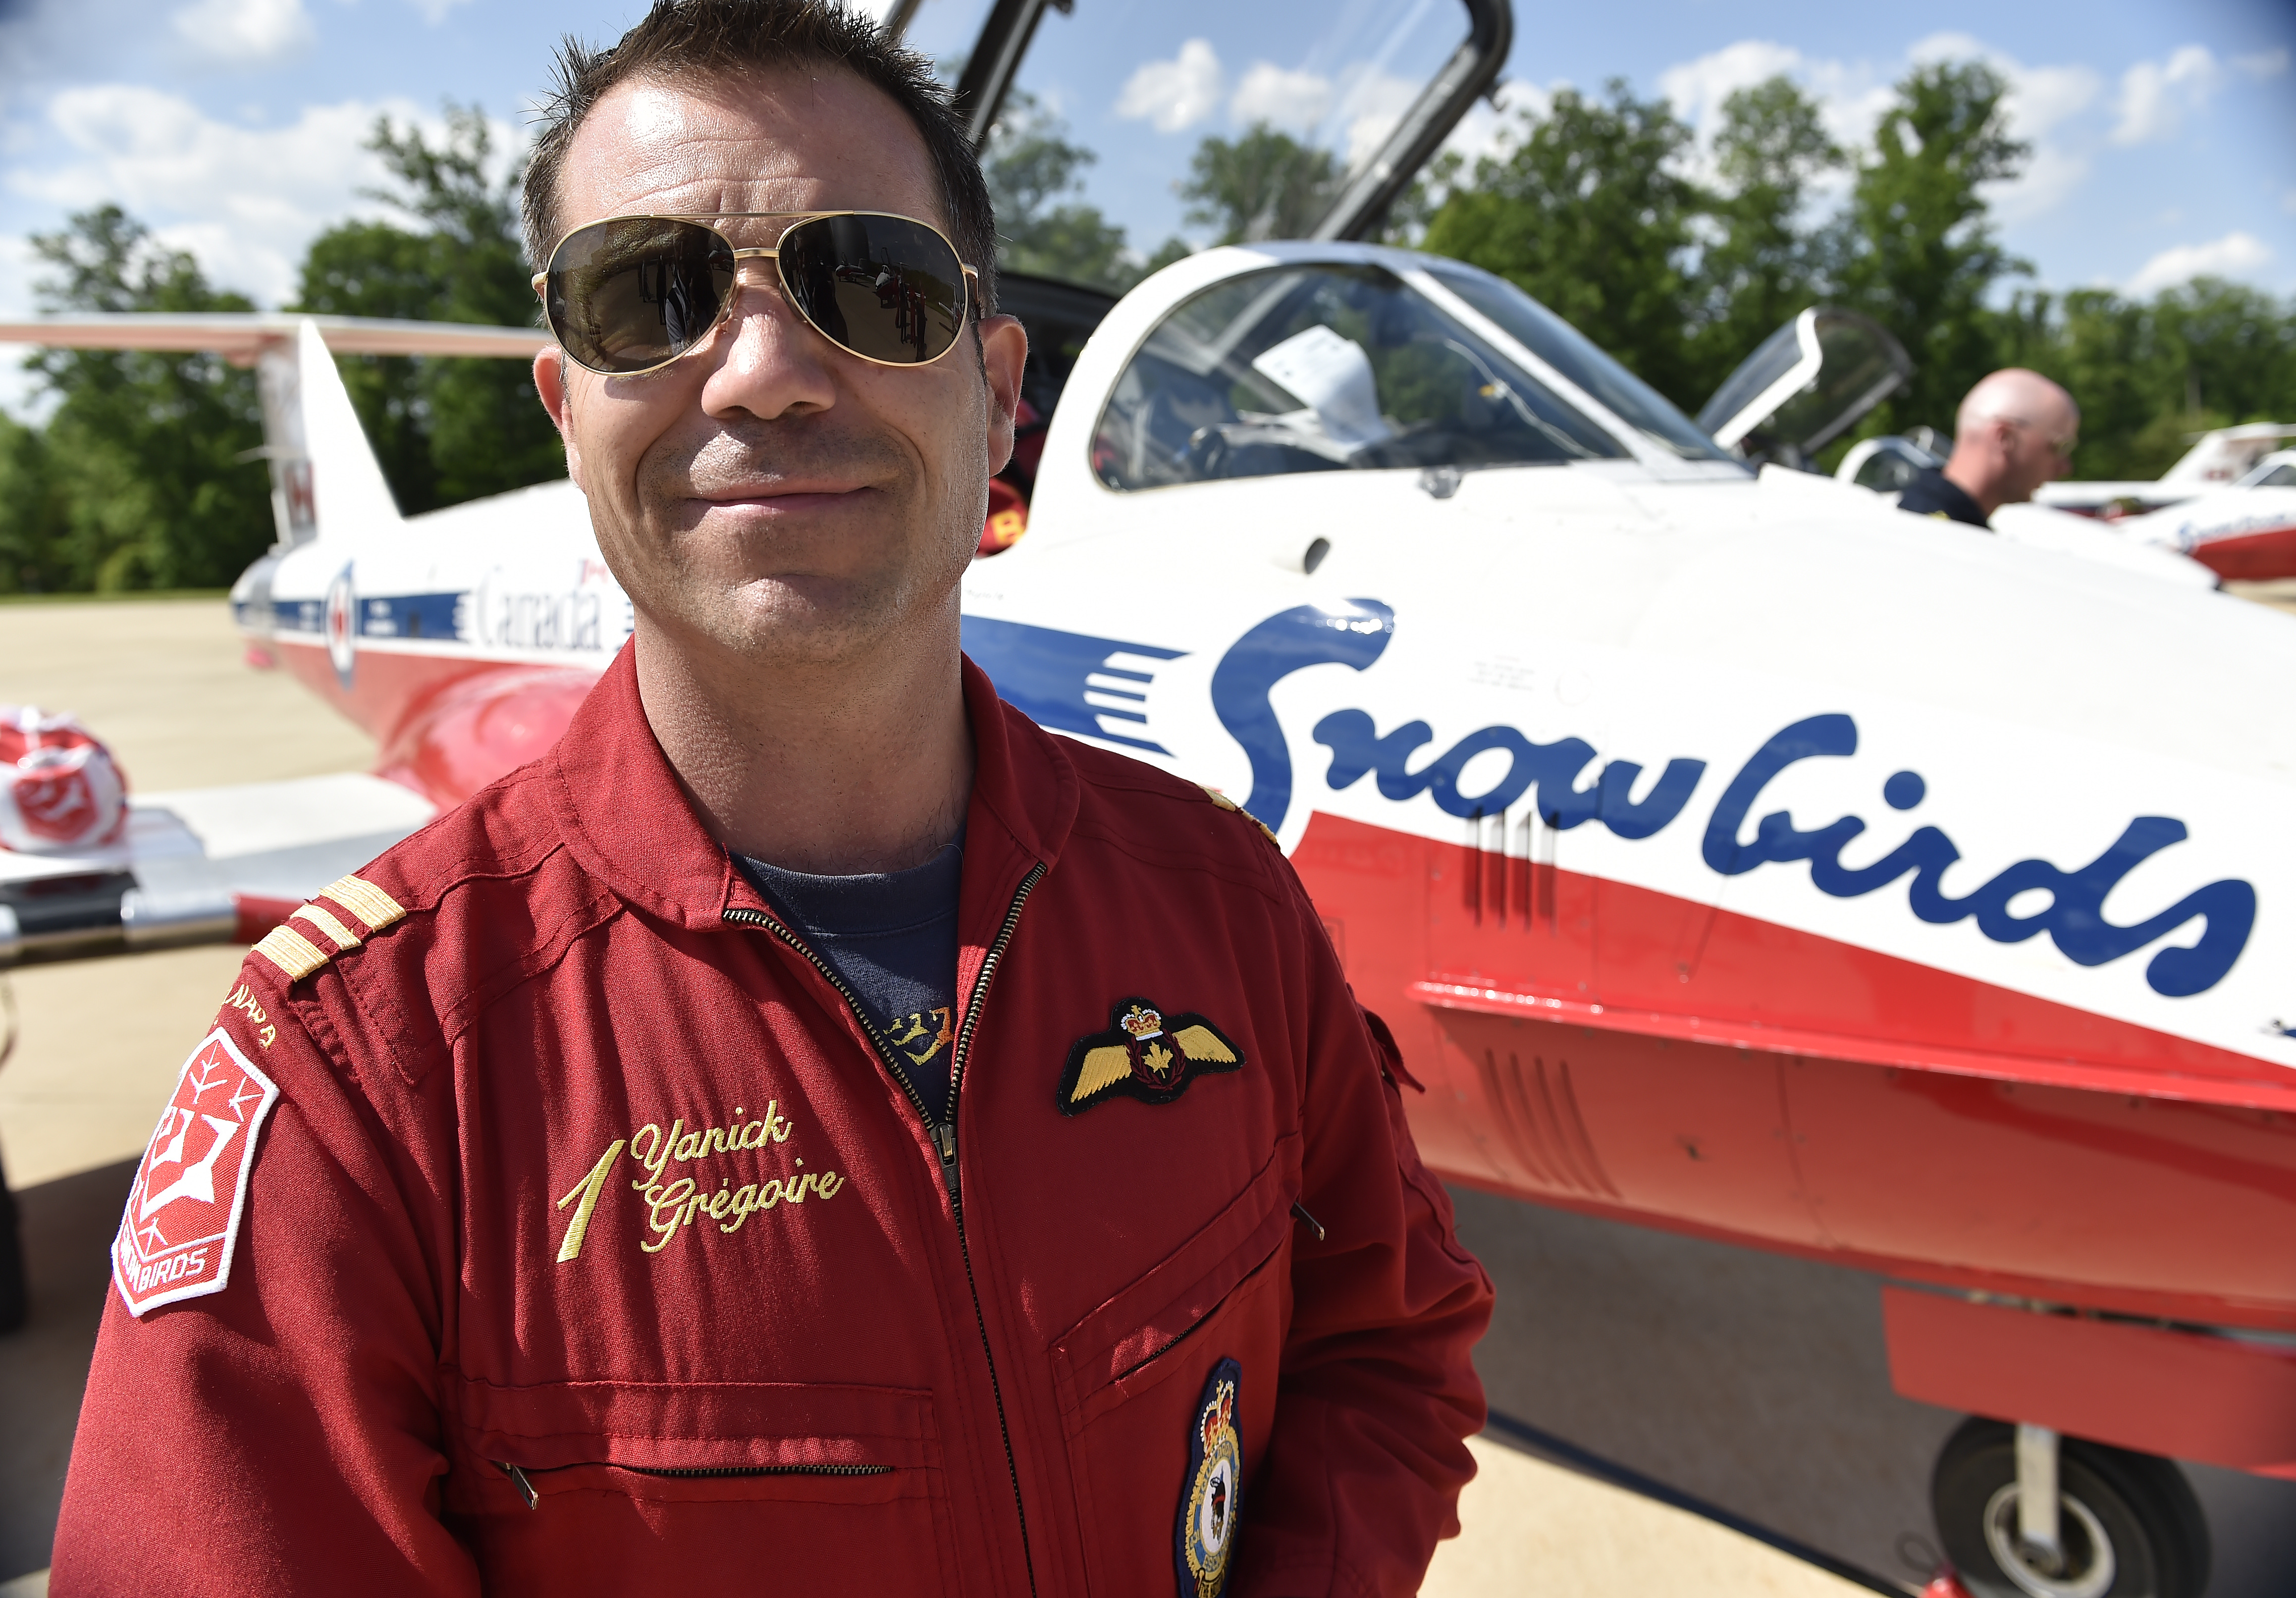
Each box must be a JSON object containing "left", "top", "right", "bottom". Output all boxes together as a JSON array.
[{"left": 1930, "top": 1418, "right": 2209, "bottom": 1598}]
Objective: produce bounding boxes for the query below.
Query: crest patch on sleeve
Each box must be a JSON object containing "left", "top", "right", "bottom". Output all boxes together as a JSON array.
[
  {"left": 111, "top": 1026, "right": 280, "bottom": 1317},
  {"left": 1058, "top": 998, "right": 1243, "bottom": 1115}
]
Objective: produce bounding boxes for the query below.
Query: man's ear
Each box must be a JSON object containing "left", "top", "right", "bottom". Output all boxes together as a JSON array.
[
  {"left": 534, "top": 346, "right": 587, "bottom": 492},
  {"left": 977, "top": 312, "right": 1028, "bottom": 476}
]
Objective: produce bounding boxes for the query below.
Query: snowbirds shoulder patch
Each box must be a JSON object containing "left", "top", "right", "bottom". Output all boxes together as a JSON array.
[{"left": 112, "top": 1026, "right": 280, "bottom": 1316}]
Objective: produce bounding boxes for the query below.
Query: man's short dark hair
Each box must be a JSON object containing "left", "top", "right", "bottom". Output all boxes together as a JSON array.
[{"left": 524, "top": 0, "right": 997, "bottom": 316}]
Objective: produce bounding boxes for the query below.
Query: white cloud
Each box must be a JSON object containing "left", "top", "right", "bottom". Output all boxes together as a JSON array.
[
  {"left": 170, "top": 0, "right": 315, "bottom": 65},
  {"left": 1657, "top": 39, "right": 1894, "bottom": 170},
  {"left": 6, "top": 86, "right": 512, "bottom": 307},
  {"left": 1650, "top": 35, "right": 2099, "bottom": 224},
  {"left": 1436, "top": 77, "right": 1556, "bottom": 173},
  {"left": 2111, "top": 45, "right": 2221, "bottom": 145},
  {"left": 2125, "top": 231, "right": 2272, "bottom": 296},
  {"left": 2231, "top": 47, "right": 2289, "bottom": 80},
  {"left": 1230, "top": 62, "right": 1331, "bottom": 134},
  {"left": 1903, "top": 33, "right": 2101, "bottom": 221},
  {"left": 406, "top": 0, "right": 476, "bottom": 23},
  {"left": 1116, "top": 39, "right": 1223, "bottom": 135},
  {"left": 1332, "top": 66, "right": 1421, "bottom": 170},
  {"left": 1658, "top": 39, "right": 1808, "bottom": 133}
]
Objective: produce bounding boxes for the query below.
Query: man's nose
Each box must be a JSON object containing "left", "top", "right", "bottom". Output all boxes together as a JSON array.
[{"left": 697, "top": 278, "right": 839, "bottom": 421}]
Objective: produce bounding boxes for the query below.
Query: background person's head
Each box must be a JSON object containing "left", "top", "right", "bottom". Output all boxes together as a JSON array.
[
  {"left": 1944, "top": 368, "right": 2081, "bottom": 518},
  {"left": 526, "top": 0, "right": 1023, "bottom": 678}
]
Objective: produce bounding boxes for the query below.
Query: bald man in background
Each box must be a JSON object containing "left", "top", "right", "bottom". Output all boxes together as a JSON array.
[{"left": 1898, "top": 368, "right": 2081, "bottom": 529}]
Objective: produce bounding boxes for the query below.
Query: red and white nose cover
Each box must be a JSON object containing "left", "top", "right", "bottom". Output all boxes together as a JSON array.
[
  {"left": 113, "top": 1026, "right": 280, "bottom": 1316},
  {"left": 0, "top": 705, "right": 128, "bottom": 854}
]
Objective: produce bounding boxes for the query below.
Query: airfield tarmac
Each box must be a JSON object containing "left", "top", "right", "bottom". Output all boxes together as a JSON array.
[{"left": 3, "top": 592, "right": 2293, "bottom": 1595}]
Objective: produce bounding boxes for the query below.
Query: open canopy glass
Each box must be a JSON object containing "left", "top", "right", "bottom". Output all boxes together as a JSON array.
[{"left": 925, "top": 0, "right": 1483, "bottom": 292}]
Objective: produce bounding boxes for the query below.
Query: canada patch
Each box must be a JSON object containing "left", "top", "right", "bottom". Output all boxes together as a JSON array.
[
  {"left": 1057, "top": 999, "right": 1242, "bottom": 1115},
  {"left": 1175, "top": 1358, "right": 1244, "bottom": 1598},
  {"left": 112, "top": 1026, "right": 279, "bottom": 1316}
]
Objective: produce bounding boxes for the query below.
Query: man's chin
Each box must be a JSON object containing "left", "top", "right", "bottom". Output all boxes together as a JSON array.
[{"left": 675, "top": 576, "right": 914, "bottom": 663}]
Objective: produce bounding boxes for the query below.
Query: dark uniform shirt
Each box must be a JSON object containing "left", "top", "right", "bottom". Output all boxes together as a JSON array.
[
  {"left": 1897, "top": 467, "right": 1990, "bottom": 529},
  {"left": 740, "top": 839, "right": 963, "bottom": 1122}
]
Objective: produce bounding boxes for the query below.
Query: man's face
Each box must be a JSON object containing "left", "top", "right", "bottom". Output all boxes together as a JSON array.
[{"left": 535, "top": 69, "right": 1024, "bottom": 667}]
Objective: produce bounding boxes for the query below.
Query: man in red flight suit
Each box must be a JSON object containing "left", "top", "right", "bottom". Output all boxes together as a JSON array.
[{"left": 52, "top": 3, "right": 1493, "bottom": 1593}]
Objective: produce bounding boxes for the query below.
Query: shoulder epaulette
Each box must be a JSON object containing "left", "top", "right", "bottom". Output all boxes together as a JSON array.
[
  {"left": 1199, "top": 786, "right": 1281, "bottom": 849},
  {"left": 251, "top": 872, "right": 409, "bottom": 983}
]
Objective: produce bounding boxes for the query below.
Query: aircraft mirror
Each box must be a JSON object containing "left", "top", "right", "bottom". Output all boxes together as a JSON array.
[
  {"left": 1090, "top": 262, "right": 1625, "bottom": 492},
  {"left": 1697, "top": 307, "right": 1913, "bottom": 469}
]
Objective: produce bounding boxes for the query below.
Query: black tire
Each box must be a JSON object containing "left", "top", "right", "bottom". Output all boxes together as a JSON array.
[{"left": 1931, "top": 1418, "right": 2210, "bottom": 1598}]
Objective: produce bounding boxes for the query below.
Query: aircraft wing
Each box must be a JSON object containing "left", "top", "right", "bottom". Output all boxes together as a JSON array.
[
  {"left": 0, "top": 772, "right": 435, "bottom": 963},
  {"left": 0, "top": 313, "right": 548, "bottom": 361}
]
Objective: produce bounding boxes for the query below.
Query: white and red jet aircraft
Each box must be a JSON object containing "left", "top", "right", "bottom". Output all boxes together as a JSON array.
[{"left": 2, "top": 3, "right": 2291, "bottom": 1594}]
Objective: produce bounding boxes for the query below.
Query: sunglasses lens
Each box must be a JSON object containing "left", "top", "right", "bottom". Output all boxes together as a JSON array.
[
  {"left": 547, "top": 218, "right": 735, "bottom": 375},
  {"left": 776, "top": 213, "right": 968, "bottom": 364}
]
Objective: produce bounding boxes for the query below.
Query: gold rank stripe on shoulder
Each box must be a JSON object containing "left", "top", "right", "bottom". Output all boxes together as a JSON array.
[
  {"left": 1199, "top": 786, "right": 1281, "bottom": 849},
  {"left": 322, "top": 874, "right": 407, "bottom": 934},
  {"left": 253, "top": 923, "right": 331, "bottom": 982},
  {"left": 251, "top": 875, "right": 406, "bottom": 983},
  {"left": 292, "top": 903, "right": 363, "bottom": 952}
]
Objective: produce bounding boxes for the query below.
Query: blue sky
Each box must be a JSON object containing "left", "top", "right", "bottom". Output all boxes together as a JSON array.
[{"left": 0, "top": 0, "right": 2290, "bottom": 414}]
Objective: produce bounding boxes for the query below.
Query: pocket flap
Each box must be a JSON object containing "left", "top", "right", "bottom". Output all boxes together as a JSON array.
[
  {"left": 1050, "top": 1135, "right": 1297, "bottom": 1419},
  {"left": 452, "top": 1376, "right": 939, "bottom": 1473}
]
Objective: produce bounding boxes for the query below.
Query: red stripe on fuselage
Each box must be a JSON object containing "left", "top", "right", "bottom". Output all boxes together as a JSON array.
[
  {"left": 1294, "top": 809, "right": 2296, "bottom": 1329},
  {"left": 2189, "top": 521, "right": 2296, "bottom": 581}
]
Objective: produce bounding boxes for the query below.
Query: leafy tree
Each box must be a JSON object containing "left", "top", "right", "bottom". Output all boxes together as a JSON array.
[
  {"left": 1832, "top": 60, "right": 2029, "bottom": 433},
  {"left": 292, "top": 104, "right": 561, "bottom": 513},
  {"left": 984, "top": 94, "right": 1139, "bottom": 292},
  {"left": 1179, "top": 124, "right": 1341, "bottom": 246},
  {"left": 0, "top": 414, "right": 70, "bottom": 593},
  {"left": 1995, "top": 277, "right": 2296, "bottom": 479},
  {"left": 12, "top": 206, "right": 269, "bottom": 591},
  {"left": 1420, "top": 82, "right": 1708, "bottom": 407},
  {"left": 1687, "top": 77, "right": 1843, "bottom": 397}
]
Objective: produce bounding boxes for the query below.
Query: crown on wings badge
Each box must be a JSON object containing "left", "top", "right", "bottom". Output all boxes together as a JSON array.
[{"left": 1058, "top": 999, "right": 1242, "bottom": 1116}]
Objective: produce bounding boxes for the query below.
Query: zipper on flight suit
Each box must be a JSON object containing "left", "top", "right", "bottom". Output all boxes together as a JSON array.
[
  {"left": 494, "top": 1459, "right": 888, "bottom": 1510},
  {"left": 724, "top": 858, "right": 1046, "bottom": 1595}
]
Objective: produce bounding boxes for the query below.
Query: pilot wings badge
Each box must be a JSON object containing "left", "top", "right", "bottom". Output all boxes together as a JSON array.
[
  {"left": 1057, "top": 998, "right": 1243, "bottom": 1116},
  {"left": 1175, "top": 1358, "right": 1244, "bottom": 1598}
]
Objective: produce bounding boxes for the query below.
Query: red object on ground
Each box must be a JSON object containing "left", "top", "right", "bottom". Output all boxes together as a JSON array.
[
  {"left": 1921, "top": 1571, "right": 1978, "bottom": 1598},
  {"left": 0, "top": 705, "right": 128, "bottom": 854},
  {"left": 1882, "top": 1287, "right": 2296, "bottom": 1477}
]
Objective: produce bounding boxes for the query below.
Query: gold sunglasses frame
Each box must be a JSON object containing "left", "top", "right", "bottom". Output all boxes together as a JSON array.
[{"left": 532, "top": 210, "right": 981, "bottom": 378}]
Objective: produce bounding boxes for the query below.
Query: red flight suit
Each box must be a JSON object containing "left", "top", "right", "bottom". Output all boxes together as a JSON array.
[{"left": 53, "top": 647, "right": 1493, "bottom": 1597}]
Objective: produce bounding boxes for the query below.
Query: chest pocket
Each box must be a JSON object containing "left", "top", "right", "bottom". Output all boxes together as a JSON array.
[
  {"left": 1049, "top": 1135, "right": 1298, "bottom": 1597},
  {"left": 444, "top": 1377, "right": 955, "bottom": 1597}
]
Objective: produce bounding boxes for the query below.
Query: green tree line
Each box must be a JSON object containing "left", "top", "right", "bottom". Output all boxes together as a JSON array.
[
  {"left": 1407, "top": 62, "right": 2296, "bottom": 478},
  {"left": 0, "top": 106, "right": 560, "bottom": 594}
]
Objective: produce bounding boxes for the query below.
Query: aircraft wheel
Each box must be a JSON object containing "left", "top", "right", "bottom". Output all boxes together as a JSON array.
[{"left": 1931, "top": 1419, "right": 2209, "bottom": 1598}]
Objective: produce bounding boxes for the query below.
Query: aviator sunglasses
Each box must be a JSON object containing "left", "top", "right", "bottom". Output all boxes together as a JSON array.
[{"left": 533, "top": 211, "right": 978, "bottom": 377}]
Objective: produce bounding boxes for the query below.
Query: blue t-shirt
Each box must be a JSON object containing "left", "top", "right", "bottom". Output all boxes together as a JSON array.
[{"left": 739, "top": 838, "right": 963, "bottom": 1124}]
